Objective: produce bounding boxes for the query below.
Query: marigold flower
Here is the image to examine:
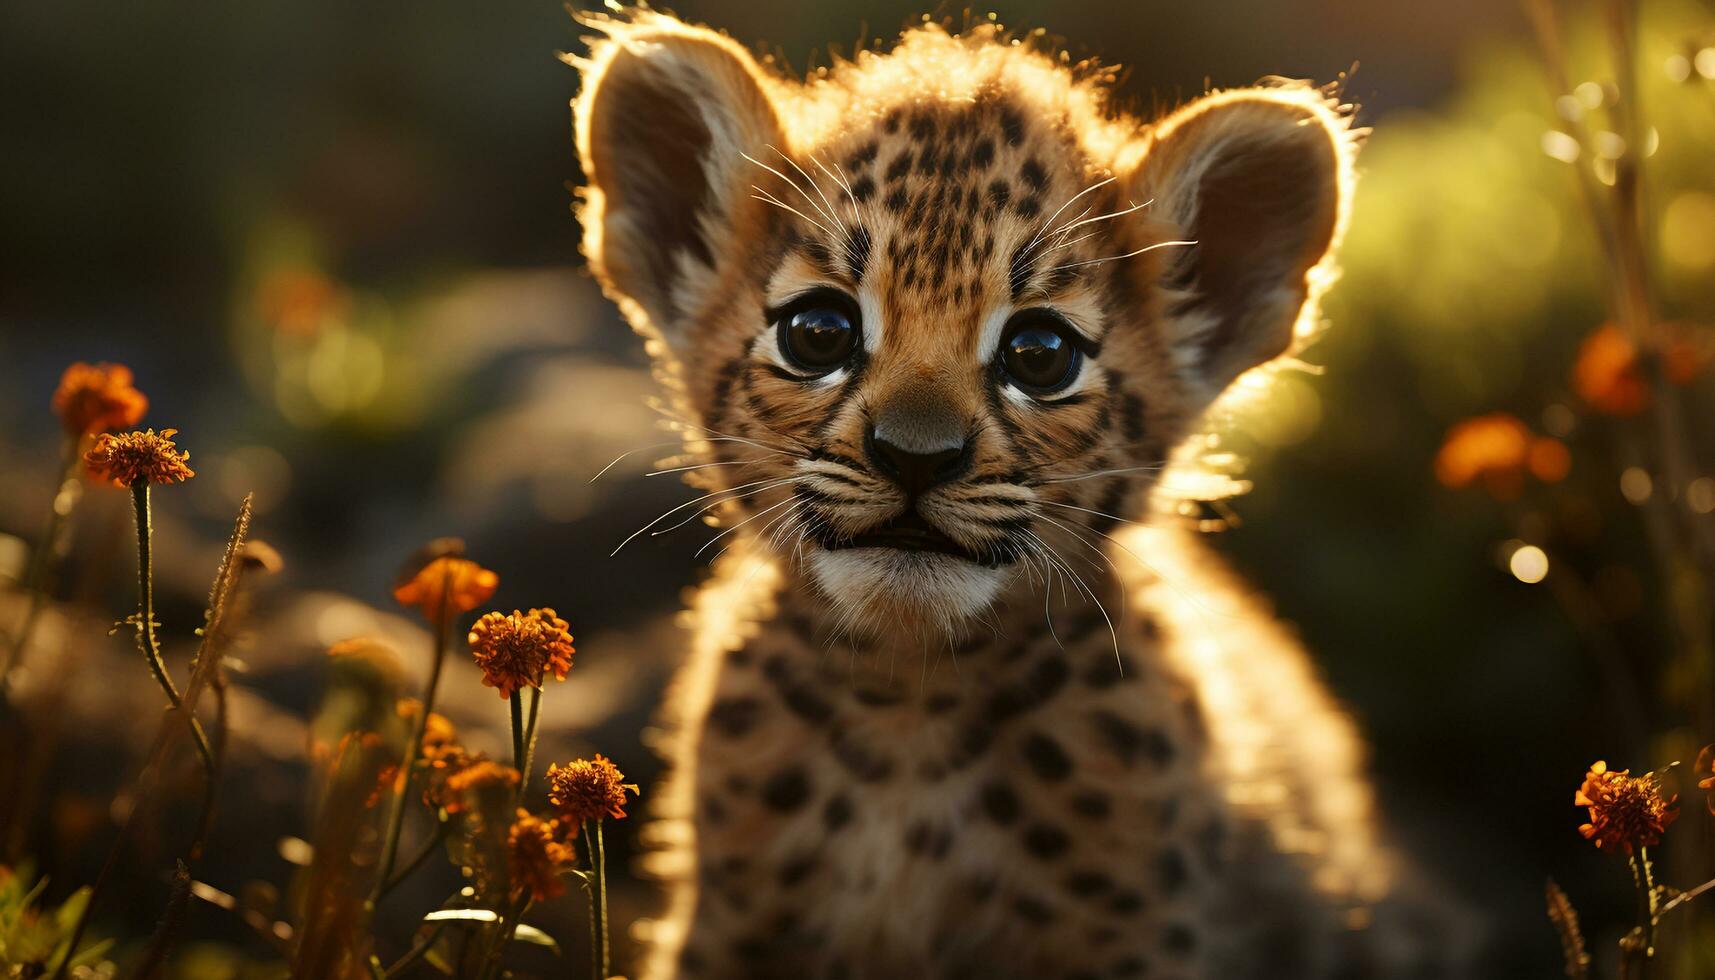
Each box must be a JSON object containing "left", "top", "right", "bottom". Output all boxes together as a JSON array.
[
  {"left": 395, "top": 697, "right": 461, "bottom": 761},
  {"left": 53, "top": 361, "right": 148, "bottom": 435},
  {"left": 507, "top": 809, "right": 573, "bottom": 902},
  {"left": 1696, "top": 744, "right": 1715, "bottom": 816},
  {"left": 1433, "top": 413, "right": 1568, "bottom": 499},
  {"left": 467, "top": 608, "right": 574, "bottom": 699},
  {"left": 434, "top": 759, "right": 521, "bottom": 815},
  {"left": 257, "top": 266, "right": 348, "bottom": 338},
  {"left": 546, "top": 754, "right": 637, "bottom": 828},
  {"left": 421, "top": 712, "right": 462, "bottom": 764},
  {"left": 370, "top": 763, "right": 404, "bottom": 809},
  {"left": 1574, "top": 760, "right": 1677, "bottom": 854},
  {"left": 83, "top": 428, "right": 195, "bottom": 487},
  {"left": 393, "top": 549, "right": 498, "bottom": 627},
  {"left": 1573, "top": 322, "right": 1711, "bottom": 416}
]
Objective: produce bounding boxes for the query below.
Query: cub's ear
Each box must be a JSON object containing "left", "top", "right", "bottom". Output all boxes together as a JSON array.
[
  {"left": 1129, "top": 86, "right": 1357, "bottom": 403},
  {"left": 572, "top": 13, "right": 783, "bottom": 350}
]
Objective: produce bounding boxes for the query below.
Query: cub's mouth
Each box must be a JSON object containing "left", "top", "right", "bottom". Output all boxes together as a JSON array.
[{"left": 819, "top": 510, "right": 993, "bottom": 566}]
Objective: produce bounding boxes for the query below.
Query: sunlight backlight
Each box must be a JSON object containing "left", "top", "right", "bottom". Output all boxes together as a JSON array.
[
  {"left": 1510, "top": 544, "right": 1550, "bottom": 584},
  {"left": 1688, "top": 477, "right": 1715, "bottom": 515},
  {"left": 1620, "top": 467, "right": 1653, "bottom": 504}
]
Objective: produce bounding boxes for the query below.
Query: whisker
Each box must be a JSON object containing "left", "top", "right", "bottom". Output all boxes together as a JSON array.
[
  {"left": 1048, "top": 239, "right": 1197, "bottom": 274},
  {"left": 1031, "top": 517, "right": 1123, "bottom": 673},
  {"left": 590, "top": 437, "right": 787, "bottom": 483},
  {"left": 660, "top": 415, "right": 811, "bottom": 457},
  {"left": 1038, "top": 501, "right": 1228, "bottom": 622},
  {"left": 610, "top": 476, "right": 797, "bottom": 556},
  {"left": 751, "top": 189, "right": 836, "bottom": 238},
  {"left": 1016, "top": 203, "right": 1092, "bottom": 268},
  {"left": 697, "top": 494, "right": 802, "bottom": 559},
  {"left": 1031, "top": 464, "right": 1166, "bottom": 485},
  {"left": 649, "top": 478, "right": 798, "bottom": 539},
  {"left": 812, "top": 153, "right": 866, "bottom": 235},
  {"left": 645, "top": 458, "right": 776, "bottom": 478},
  {"left": 1047, "top": 229, "right": 1106, "bottom": 253},
  {"left": 745, "top": 151, "right": 840, "bottom": 226},
  {"left": 1034, "top": 498, "right": 1141, "bottom": 528},
  {"left": 769, "top": 145, "right": 847, "bottom": 233},
  {"left": 1050, "top": 197, "right": 1153, "bottom": 241},
  {"left": 1021, "top": 531, "right": 1075, "bottom": 652},
  {"left": 1023, "top": 176, "right": 1116, "bottom": 259}
]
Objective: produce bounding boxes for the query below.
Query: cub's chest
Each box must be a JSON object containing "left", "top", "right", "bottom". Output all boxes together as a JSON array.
[{"left": 686, "top": 630, "right": 1218, "bottom": 948}]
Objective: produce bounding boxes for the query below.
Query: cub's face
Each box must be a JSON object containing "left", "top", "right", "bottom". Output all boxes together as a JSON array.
[{"left": 574, "top": 12, "right": 1354, "bottom": 636}]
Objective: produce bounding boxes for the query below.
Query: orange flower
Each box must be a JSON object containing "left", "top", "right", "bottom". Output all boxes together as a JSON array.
[
  {"left": 83, "top": 428, "right": 195, "bottom": 487},
  {"left": 257, "top": 266, "right": 348, "bottom": 338},
  {"left": 393, "top": 548, "right": 498, "bottom": 627},
  {"left": 396, "top": 697, "right": 461, "bottom": 762},
  {"left": 52, "top": 361, "right": 148, "bottom": 435},
  {"left": 467, "top": 608, "right": 574, "bottom": 699},
  {"left": 434, "top": 760, "right": 521, "bottom": 815},
  {"left": 507, "top": 809, "right": 573, "bottom": 902},
  {"left": 1574, "top": 760, "right": 1677, "bottom": 854},
  {"left": 420, "top": 712, "right": 462, "bottom": 765},
  {"left": 1573, "top": 322, "right": 1711, "bottom": 416},
  {"left": 1696, "top": 744, "right": 1715, "bottom": 816},
  {"left": 1433, "top": 413, "right": 1569, "bottom": 499},
  {"left": 546, "top": 754, "right": 637, "bottom": 828},
  {"left": 370, "top": 763, "right": 404, "bottom": 809}
]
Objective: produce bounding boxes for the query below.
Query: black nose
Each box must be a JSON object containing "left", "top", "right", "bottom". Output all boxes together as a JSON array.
[{"left": 864, "top": 425, "right": 971, "bottom": 497}]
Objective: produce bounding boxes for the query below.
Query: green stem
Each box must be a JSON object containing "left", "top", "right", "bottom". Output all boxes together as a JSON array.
[
  {"left": 1660, "top": 874, "right": 1715, "bottom": 916},
  {"left": 129, "top": 484, "right": 214, "bottom": 776},
  {"left": 586, "top": 818, "right": 609, "bottom": 980},
  {"left": 383, "top": 924, "right": 446, "bottom": 977},
  {"left": 510, "top": 691, "right": 525, "bottom": 781},
  {"left": 372, "top": 579, "right": 454, "bottom": 906},
  {"left": 1639, "top": 845, "right": 1659, "bottom": 947},
  {"left": 1, "top": 433, "right": 80, "bottom": 696},
  {"left": 134, "top": 675, "right": 229, "bottom": 978},
  {"left": 519, "top": 686, "right": 541, "bottom": 797},
  {"left": 376, "top": 818, "right": 450, "bottom": 901},
  {"left": 1627, "top": 850, "right": 1656, "bottom": 973},
  {"left": 477, "top": 896, "right": 532, "bottom": 980}
]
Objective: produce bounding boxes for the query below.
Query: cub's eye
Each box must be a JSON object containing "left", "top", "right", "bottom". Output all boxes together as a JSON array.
[
  {"left": 774, "top": 290, "right": 861, "bottom": 373},
  {"left": 999, "top": 312, "right": 1083, "bottom": 395}
]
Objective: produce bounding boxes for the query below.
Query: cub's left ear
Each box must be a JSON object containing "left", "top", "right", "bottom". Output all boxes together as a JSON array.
[{"left": 1129, "top": 86, "right": 1358, "bottom": 402}]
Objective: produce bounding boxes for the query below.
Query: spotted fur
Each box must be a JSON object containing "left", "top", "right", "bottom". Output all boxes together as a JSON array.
[{"left": 570, "top": 10, "right": 1461, "bottom": 978}]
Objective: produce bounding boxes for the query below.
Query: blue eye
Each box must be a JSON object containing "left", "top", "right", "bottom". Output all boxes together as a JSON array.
[
  {"left": 1000, "top": 314, "right": 1081, "bottom": 393},
  {"left": 775, "top": 291, "right": 860, "bottom": 372}
]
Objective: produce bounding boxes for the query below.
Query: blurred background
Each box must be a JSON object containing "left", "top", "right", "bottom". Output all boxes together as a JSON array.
[{"left": 4, "top": 0, "right": 1715, "bottom": 976}]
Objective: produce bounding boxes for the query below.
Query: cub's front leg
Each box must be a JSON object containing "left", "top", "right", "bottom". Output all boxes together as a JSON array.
[{"left": 650, "top": 633, "right": 866, "bottom": 980}]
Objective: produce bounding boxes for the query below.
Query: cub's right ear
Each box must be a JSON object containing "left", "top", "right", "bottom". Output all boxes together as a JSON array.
[{"left": 571, "top": 13, "right": 784, "bottom": 351}]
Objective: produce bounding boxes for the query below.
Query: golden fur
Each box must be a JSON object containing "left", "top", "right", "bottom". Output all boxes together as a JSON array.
[{"left": 568, "top": 9, "right": 1457, "bottom": 978}]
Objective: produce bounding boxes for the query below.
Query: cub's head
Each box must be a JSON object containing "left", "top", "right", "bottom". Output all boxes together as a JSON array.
[{"left": 572, "top": 11, "right": 1356, "bottom": 637}]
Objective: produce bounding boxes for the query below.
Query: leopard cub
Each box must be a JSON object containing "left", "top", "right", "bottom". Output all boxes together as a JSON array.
[{"left": 572, "top": 9, "right": 1454, "bottom": 978}]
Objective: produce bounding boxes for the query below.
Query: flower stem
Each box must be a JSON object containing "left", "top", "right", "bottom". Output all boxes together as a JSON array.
[
  {"left": 586, "top": 818, "right": 609, "bottom": 979},
  {"left": 130, "top": 483, "right": 214, "bottom": 776},
  {"left": 1639, "top": 845, "right": 1660, "bottom": 947},
  {"left": 1, "top": 433, "right": 80, "bottom": 698},
  {"left": 383, "top": 923, "right": 446, "bottom": 977},
  {"left": 1659, "top": 874, "right": 1715, "bottom": 916},
  {"left": 510, "top": 691, "right": 525, "bottom": 780},
  {"left": 477, "top": 895, "right": 532, "bottom": 980},
  {"left": 372, "top": 578, "right": 453, "bottom": 906},
  {"left": 376, "top": 817, "right": 450, "bottom": 902},
  {"left": 520, "top": 686, "right": 542, "bottom": 797},
  {"left": 1626, "top": 849, "right": 1657, "bottom": 974}
]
